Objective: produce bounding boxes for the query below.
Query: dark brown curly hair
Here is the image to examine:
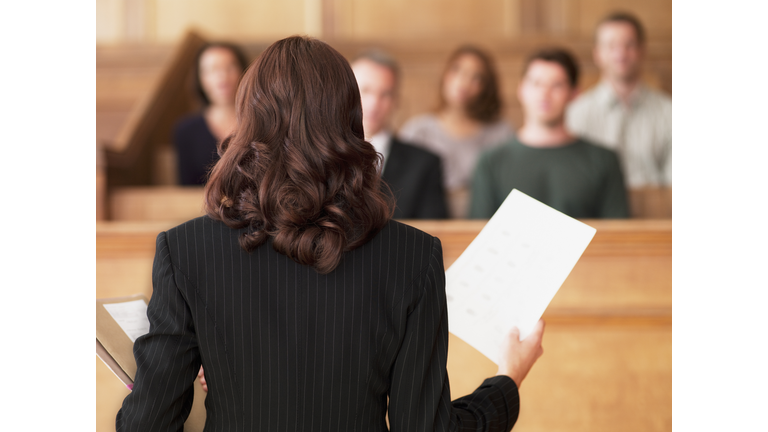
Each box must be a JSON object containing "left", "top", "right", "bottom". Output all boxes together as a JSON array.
[
  {"left": 204, "top": 36, "right": 393, "bottom": 274},
  {"left": 437, "top": 45, "right": 503, "bottom": 123}
]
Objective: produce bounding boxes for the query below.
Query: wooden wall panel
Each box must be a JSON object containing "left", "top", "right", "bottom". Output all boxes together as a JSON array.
[
  {"left": 97, "top": 0, "right": 126, "bottom": 43},
  {"left": 96, "top": 219, "right": 671, "bottom": 431},
  {"left": 97, "top": 256, "right": 154, "bottom": 299},
  {"left": 448, "top": 324, "right": 671, "bottom": 432},
  {"left": 96, "top": 44, "right": 173, "bottom": 145},
  {"left": 514, "top": 324, "right": 671, "bottom": 432},
  {"left": 96, "top": 357, "right": 131, "bottom": 431},
  {"left": 576, "top": 0, "right": 673, "bottom": 39},
  {"left": 328, "top": 0, "right": 670, "bottom": 41},
  {"left": 110, "top": 186, "right": 205, "bottom": 221},
  {"left": 331, "top": 0, "right": 519, "bottom": 41},
  {"left": 152, "top": 0, "right": 312, "bottom": 42},
  {"left": 97, "top": 0, "right": 671, "bottom": 44}
]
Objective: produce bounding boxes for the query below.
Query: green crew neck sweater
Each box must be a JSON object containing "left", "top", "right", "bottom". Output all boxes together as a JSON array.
[{"left": 469, "top": 137, "right": 629, "bottom": 219}]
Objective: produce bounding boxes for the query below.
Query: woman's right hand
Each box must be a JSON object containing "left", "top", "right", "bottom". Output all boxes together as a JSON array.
[{"left": 496, "top": 319, "right": 545, "bottom": 388}]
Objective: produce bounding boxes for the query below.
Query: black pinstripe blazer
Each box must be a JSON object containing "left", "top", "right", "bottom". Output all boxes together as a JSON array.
[{"left": 116, "top": 216, "right": 519, "bottom": 431}]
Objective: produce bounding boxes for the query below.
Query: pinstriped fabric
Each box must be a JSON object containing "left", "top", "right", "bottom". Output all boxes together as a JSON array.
[{"left": 116, "top": 217, "right": 519, "bottom": 431}]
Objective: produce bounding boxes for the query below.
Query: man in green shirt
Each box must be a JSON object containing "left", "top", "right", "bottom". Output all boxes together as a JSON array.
[{"left": 469, "top": 48, "right": 629, "bottom": 219}]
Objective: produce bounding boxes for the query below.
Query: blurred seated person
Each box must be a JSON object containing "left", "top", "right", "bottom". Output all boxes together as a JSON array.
[
  {"left": 567, "top": 12, "right": 671, "bottom": 187},
  {"left": 351, "top": 50, "right": 448, "bottom": 219},
  {"left": 469, "top": 48, "right": 629, "bottom": 219},
  {"left": 174, "top": 42, "right": 248, "bottom": 185},
  {"left": 399, "top": 46, "right": 513, "bottom": 218}
]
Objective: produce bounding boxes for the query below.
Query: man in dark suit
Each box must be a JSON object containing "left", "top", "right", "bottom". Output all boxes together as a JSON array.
[{"left": 351, "top": 50, "right": 448, "bottom": 219}]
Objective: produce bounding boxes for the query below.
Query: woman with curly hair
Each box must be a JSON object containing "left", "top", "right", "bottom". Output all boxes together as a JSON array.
[
  {"left": 116, "top": 35, "right": 543, "bottom": 432},
  {"left": 400, "top": 46, "right": 514, "bottom": 218}
]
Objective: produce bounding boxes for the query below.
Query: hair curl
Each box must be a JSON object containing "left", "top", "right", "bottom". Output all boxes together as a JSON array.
[{"left": 204, "top": 36, "right": 393, "bottom": 274}]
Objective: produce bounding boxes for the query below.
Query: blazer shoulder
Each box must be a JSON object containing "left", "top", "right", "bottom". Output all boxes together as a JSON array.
[
  {"left": 386, "top": 218, "right": 436, "bottom": 238},
  {"left": 377, "top": 219, "right": 443, "bottom": 277},
  {"left": 380, "top": 220, "right": 442, "bottom": 258},
  {"left": 165, "top": 215, "right": 217, "bottom": 235},
  {"left": 390, "top": 137, "right": 441, "bottom": 164},
  {"left": 163, "top": 216, "right": 237, "bottom": 251},
  {"left": 373, "top": 220, "right": 439, "bottom": 248}
]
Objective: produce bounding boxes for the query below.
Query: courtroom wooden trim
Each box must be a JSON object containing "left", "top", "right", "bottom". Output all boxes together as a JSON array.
[
  {"left": 97, "top": 219, "right": 671, "bottom": 431},
  {"left": 105, "top": 30, "right": 207, "bottom": 167}
]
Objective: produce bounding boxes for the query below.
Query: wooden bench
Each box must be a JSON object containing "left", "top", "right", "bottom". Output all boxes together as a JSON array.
[
  {"left": 107, "top": 185, "right": 672, "bottom": 222},
  {"left": 96, "top": 219, "right": 670, "bottom": 432}
]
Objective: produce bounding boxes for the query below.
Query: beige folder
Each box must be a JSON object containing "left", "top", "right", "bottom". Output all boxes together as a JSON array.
[{"left": 96, "top": 294, "right": 207, "bottom": 431}]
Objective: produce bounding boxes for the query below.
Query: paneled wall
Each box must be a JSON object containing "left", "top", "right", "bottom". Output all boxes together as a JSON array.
[
  {"left": 97, "top": 0, "right": 321, "bottom": 43},
  {"left": 97, "top": 0, "right": 672, "bottom": 154},
  {"left": 96, "top": 0, "right": 671, "bottom": 44},
  {"left": 325, "top": 0, "right": 671, "bottom": 41}
]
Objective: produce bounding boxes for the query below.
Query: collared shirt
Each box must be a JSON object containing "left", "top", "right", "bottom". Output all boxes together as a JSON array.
[
  {"left": 566, "top": 81, "right": 672, "bottom": 187},
  {"left": 368, "top": 130, "right": 392, "bottom": 172}
]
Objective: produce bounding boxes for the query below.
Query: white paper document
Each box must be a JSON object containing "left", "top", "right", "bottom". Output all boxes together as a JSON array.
[
  {"left": 445, "top": 189, "right": 596, "bottom": 365},
  {"left": 103, "top": 299, "right": 150, "bottom": 342}
]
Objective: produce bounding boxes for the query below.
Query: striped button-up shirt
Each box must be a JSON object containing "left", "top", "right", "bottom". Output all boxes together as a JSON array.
[{"left": 567, "top": 81, "right": 672, "bottom": 187}]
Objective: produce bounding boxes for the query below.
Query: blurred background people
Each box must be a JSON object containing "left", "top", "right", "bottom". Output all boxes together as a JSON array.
[
  {"left": 351, "top": 49, "right": 448, "bottom": 219},
  {"left": 567, "top": 12, "right": 672, "bottom": 188},
  {"left": 399, "top": 45, "right": 514, "bottom": 219},
  {"left": 470, "top": 48, "right": 629, "bottom": 219},
  {"left": 174, "top": 42, "right": 248, "bottom": 185}
]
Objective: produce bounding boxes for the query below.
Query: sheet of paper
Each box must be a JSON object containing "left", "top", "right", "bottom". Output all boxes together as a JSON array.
[
  {"left": 445, "top": 189, "right": 596, "bottom": 365},
  {"left": 103, "top": 299, "right": 150, "bottom": 343}
]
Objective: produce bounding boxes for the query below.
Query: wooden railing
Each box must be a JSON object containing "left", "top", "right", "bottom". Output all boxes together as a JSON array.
[
  {"left": 96, "top": 219, "right": 670, "bottom": 432},
  {"left": 106, "top": 185, "right": 671, "bottom": 222}
]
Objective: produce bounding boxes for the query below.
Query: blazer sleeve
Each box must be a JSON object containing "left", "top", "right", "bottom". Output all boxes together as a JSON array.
[
  {"left": 116, "top": 231, "right": 201, "bottom": 432},
  {"left": 388, "top": 237, "right": 520, "bottom": 432}
]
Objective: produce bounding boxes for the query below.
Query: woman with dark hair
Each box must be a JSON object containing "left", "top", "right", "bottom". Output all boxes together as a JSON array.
[
  {"left": 116, "top": 36, "right": 544, "bottom": 431},
  {"left": 400, "top": 46, "right": 514, "bottom": 218},
  {"left": 174, "top": 42, "right": 249, "bottom": 185}
]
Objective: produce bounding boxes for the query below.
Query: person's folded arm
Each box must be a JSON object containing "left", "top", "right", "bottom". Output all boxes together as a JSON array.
[{"left": 417, "top": 157, "right": 449, "bottom": 219}]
